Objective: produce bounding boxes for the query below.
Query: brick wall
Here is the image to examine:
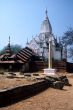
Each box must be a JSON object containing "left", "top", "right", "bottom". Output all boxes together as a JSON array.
[{"left": 0, "top": 80, "right": 49, "bottom": 107}]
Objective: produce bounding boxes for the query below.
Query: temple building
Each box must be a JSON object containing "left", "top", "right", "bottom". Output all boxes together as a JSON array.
[
  {"left": 0, "top": 10, "right": 67, "bottom": 72},
  {"left": 0, "top": 37, "right": 41, "bottom": 72},
  {"left": 27, "top": 10, "right": 67, "bottom": 62}
]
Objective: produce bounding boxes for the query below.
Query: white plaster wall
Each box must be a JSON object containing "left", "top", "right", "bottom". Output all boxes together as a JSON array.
[
  {"left": 62, "top": 47, "right": 67, "bottom": 60},
  {"left": 54, "top": 51, "right": 61, "bottom": 60}
]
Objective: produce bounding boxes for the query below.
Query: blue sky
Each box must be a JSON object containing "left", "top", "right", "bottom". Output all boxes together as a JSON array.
[{"left": 0, "top": 0, "right": 73, "bottom": 50}]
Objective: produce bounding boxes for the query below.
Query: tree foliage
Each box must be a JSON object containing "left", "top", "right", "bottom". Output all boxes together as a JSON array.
[
  {"left": 62, "top": 28, "right": 73, "bottom": 58},
  {"left": 62, "top": 28, "right": 73, "bottom": 46},
  {"left": 0, "top": 44, "right": 22, "bottom": 55},
  {"left": 11, "top": 44, "right": 22, "bottom": 54}
]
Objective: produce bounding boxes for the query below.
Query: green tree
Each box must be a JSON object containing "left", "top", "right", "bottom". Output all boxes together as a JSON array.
[
  {"left": 0, "top": 44, "right": 22, "bottom": 55},
  {"left": 11, "top": 44, "right": 22, "bottom": 54}
]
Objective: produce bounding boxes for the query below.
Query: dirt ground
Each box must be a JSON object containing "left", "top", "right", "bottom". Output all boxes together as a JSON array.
[
  {"left": 0, "top": 74, "right": 37, "bottom": 89},
  {"left": 0, "top": 73, "right": 73, "bottom": 110}
]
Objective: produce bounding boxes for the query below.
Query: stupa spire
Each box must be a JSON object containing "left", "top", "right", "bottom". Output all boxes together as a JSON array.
[
  {"left": 26, "top": 38, "right": 29, "bottom": 45},
  {"left": 45, "top": 9, "right": 48, "bottom": 20},
  {"left": 40, "top": 9, "right": 52, "bottom": 34},
  {"left": 9, "top": 36, "right": 10, "bottom": 45},
  {"left": 5, "top": 36, "right": 11, "bottom": 56}
]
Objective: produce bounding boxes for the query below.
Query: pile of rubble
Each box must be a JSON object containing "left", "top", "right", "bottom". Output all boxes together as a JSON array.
[{"left": 45, "top": 75, "right": 71, "bottom": 89}]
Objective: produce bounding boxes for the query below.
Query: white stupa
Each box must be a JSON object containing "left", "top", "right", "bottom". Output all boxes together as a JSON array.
[{"left": 26, "top": 10, "right": 67, "bottom": 75}]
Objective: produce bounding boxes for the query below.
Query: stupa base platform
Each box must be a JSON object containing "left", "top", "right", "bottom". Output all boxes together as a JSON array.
[{"left": 44, "top": 68, "right": 56, "bottom": 76}]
